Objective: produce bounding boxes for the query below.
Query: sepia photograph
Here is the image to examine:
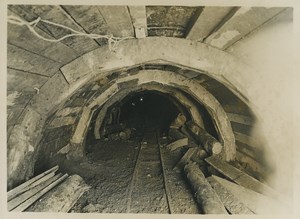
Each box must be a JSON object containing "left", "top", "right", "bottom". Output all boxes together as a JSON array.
[{"left": 2, "top": 0, "right": 300, "bottom": 218}]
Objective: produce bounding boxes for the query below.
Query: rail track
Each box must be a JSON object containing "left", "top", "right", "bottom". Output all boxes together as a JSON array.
[{"left": 125, "top": 128, "right": 199, "bottom": 214}]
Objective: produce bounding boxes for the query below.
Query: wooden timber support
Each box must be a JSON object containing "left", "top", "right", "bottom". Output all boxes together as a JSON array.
[
  {"left": 168, "top": 127, "right": 186, "bottom": 140},
  {"left": 166, "top": 138, "right": 188, "bottom": 152},
  {"left": 184, "top": 162, "right": 228, "bottom": 214},
  {"left": 26, "top": 175, "right": 90, "bottom": 212},
  {"left": 207, "top": 176, "right": 254, "bottom": 214},
  {"left": 205, "top": 156, "right": 279, "bottom": 199},
  {"left": 7, "top": 165, "right": 59, "bottom": 201},
  {"left": 11, "top": 174, "right": 68, "bottom": 212},
  {"left": 186, "top": 121, "right": 222, "bottom": 155},
  {"left": 7, "top": 165, "right": 89, "bottom": 212},
  {"left": 173, "top": 148, "right": 198, "bottom": 170}
]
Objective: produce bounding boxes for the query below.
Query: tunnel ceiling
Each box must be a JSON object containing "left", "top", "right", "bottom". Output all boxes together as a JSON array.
[
  {"left": 7, "top": 5, "right": 287, "bottom": 130},
  {"left": 6, "top": 5, "right": 289, "bottom": 188}
]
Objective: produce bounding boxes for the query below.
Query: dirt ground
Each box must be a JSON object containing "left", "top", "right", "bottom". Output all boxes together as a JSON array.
[{"left": 53, "top": 130, "right": 201, "bottom": 214}]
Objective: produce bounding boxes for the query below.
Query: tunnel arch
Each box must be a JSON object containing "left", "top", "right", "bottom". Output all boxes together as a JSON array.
[
  {"left": 70, "top": 70, "right": 236, "bottom": 161},
  {"left": 93, "top": 83, "right": 205, "bottom": 140},
  {"left": 7, "top": 37, "right": 256, "bottom": 187}
]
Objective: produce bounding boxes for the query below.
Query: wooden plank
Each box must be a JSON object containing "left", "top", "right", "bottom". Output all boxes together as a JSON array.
[
  {"left": 12, "top": 174, "right": 68, "bottom": 212},
  {"left": 29, "top": 71, "right": 69, "bottom": 115},
  {"left": 8, "top": 6, "right": 83, "bottom": 57},
  {"left": 61, "top": 5, "right": 109, "bottom": 45},
  {"left": 207, "top": 176, "right": 253, "bottom": 214},
  {"left": 7, "top": 165, "right": 59, "bottom": 199},
  {"left": 159, "top": 143, "right": 200, "bottom": 213},
  {"left": 7, "top": 68, "right": 49, "bottom": 92},
  {"left": 234, "top": 131, "right": 260, "bottom": 148},
  {"left": 173, "top": 147, "right": 198, "bottom": 170},
  {"left": 13, "top": 5, "right": 99, "bottom": 55},
  {"left": 211, "top": 175, "right": 283, "bottom": 214},
  {"left": 184, "top": 162, "right": 228, "bottom": 214},
  {"left": 48, "top": 116, "right": 76, "bottom": 129},
  {"left": 128, "top": 6, "right": 148, "bottom": 38},
  {"left": 8, "top": 173, "right": 62, "bottom": 211},
  {"left": 227, "top": 113, "right": 254, "bottom": 126},
  {"left": 169, "top": 128, "right": 187, "bottom": 140},
  {"left": 8, "top": 172, "right": 56, "bottom": 201},
  {"left": 205, "top": 155, "right": 242, "bottom": 179},
  {"left": 7, "top": 44, "right": 62, "bottom": 77},
  {"left": 205, "top": 156, "right": 278, "bottom": 198},
  {"left": 55, "top": 107, "right": 82, "bottom": 117},
  {"left": 204, "top": 7, "right": 285, "bottom": 50},
  {"left": 98, "top": 6, "right": 134, "bottom": 37},
  {"left": 8, "top": 10, "right": 78, "bottom": 63},
  {"left": 26, "top": 175, "right": 90, "bottom": 212},
  {"left": 7, "top": 91, "right": 34, "bottom": 109},
  {"left": 235, "top": 150, "right": 266, "bottom": 175},
  {"left": 166, "top": 138, "right": 188, "bottom": 152},
  {"left": 186, "top": 7, "right": 234, "bottom": 41}
]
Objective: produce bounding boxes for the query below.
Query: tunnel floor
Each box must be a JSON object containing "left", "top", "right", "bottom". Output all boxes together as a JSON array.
[{"left": 66, "top": 127, "right": 200, "bottom": 213}]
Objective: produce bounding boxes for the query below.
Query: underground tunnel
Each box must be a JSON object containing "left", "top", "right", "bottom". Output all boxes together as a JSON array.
[{"left": 6, "top": 5, "right": 294, "bottom": 214}]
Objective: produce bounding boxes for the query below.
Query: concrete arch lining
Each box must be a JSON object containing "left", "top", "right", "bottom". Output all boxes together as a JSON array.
[
  {"left": 93, "top": 83, "right": 205, "bottom": 139},
  {"left": 71, "top": 70, "right": 235, "bottom": 161}
]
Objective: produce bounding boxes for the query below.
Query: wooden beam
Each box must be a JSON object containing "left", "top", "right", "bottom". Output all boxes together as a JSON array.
[
  {"left": 227, "top": 113, "right": 254, "bottom": 126},
  {"left": 61, "top": 5, "right": 109, "bottom": 45},
  {"left": 186, "top": 121, "right": 223, "bottom": 155},
  {"left": 8, "top": 10, "right": 78, "bottom": 63},
  {"left": 10, "top": 5, "right": 99, "bottom": 55},
  {"left": 186, "top": 7, "right": 234, "bottom": 41},
  {"left": 204, "top": 7, "right": 286, "bottom": 50},
  {"left": 128, "top": 6, "right": 148, "bottom": 38},
  {"left": 11, "top": 174, "right": 68, "bottom": 212},
  {"left": 7, "top": 44, "right": 62, "bottom": 77},
  {"left": 26, "top": 175, "right": 90, "bottom": 212},
  {"left": 205, "top": 156, "right": 278, "bottom": 198},
  {"left": 173, "top": 147, "right": 198, "bottom": 170},
  {"left": 207, "top": 176, "right": 253, "bottom": 214},
  {"left": 166, "top": 138, "right": 188, "bottom": 152},
  {"left": 168, "top": 128, "right": 187, "bottom": 140},
  {"left": 234, "top": 131, "right": 260, "bottom": 148},
  {"left": 235, "top": 150, "right": 266, "bottom": 175},
  {"left": 7, "top": 68, "right": 49, "bottom": 92},
  {"left": 7, "top": 166, "right": 59, "bottom": 200},
  {"left": 8, "top": 173, "right": 62, "bottom": 211},
  {"left": 211, "top": 175, "right": 283, "bottom": 214},
  {"left": 98, "top": 6, "right": 134, "bottom": 38},
  {"left": 8, "top": 172, "right": 56, "bottom": 202},
  {"left": 184, "top": 162, "right": 228, "bottom": 214}
]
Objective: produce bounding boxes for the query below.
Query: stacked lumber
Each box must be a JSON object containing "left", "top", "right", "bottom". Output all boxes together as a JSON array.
[
  {"left": 179, "top": 155, "right": 284, "bottom": 214},
  {"left": 205, "top": 156, "right": 279, "bottom": 198},
  {"left": 7, "top": 165, "right": 89, "bottom": 212}
]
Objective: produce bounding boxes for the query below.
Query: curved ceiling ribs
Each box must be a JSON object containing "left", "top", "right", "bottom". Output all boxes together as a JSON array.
[
  {"left": 6, "top": 37, "right": 254, "bottom": 187},
  {"left": 8, "top": 3, "right": 284, "bottom": 186},
  {"left": 92, "top": 83, "right": 204, "bottom": 140},
  {"left": 67, "top": 69, "right": 236, "bottom": 161}
]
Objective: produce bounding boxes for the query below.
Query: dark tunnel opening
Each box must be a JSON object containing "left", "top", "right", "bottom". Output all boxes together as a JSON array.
[{"left": 118, "top": 91, "right": 183, "bottom": 133}]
